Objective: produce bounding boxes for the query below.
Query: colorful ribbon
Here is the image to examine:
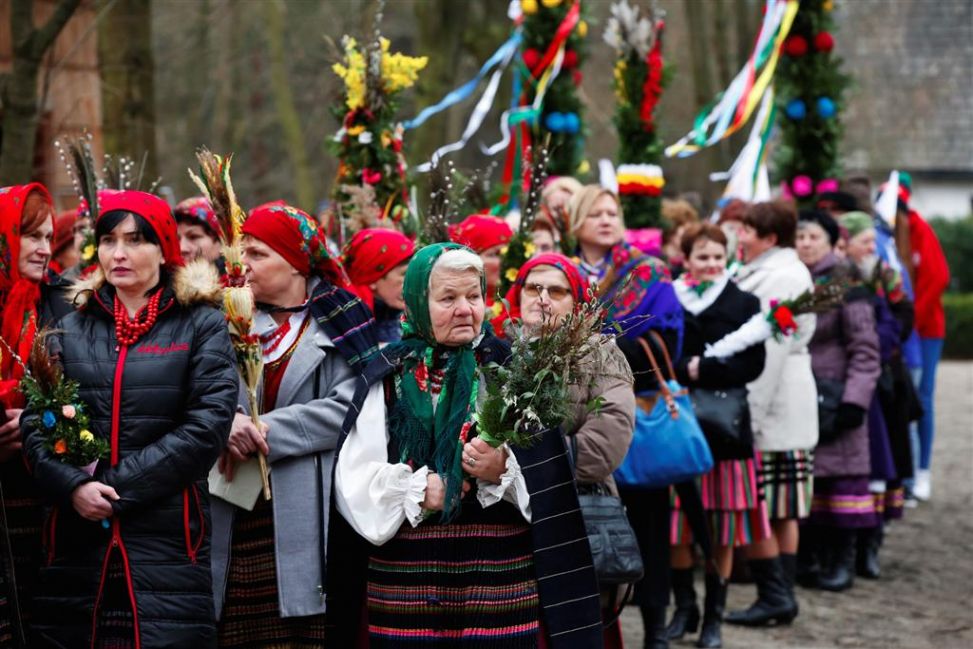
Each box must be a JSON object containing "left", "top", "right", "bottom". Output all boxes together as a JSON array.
[{"left": 666, "top": 0, "right": 798, "bottom": 158}]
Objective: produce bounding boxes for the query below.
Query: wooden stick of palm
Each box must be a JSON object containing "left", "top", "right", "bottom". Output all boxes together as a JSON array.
[{"left": 189, "top": 149, "right": 271, "bottom": 500}]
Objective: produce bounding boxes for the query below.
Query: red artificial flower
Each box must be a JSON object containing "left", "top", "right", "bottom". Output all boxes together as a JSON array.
[
  {"left": 54, "top": 439, "right": 68, "bottom": 455},
  {"left": 572, "top": 69, "right": 583, "bottom": 86},
  {"left": 783, "top": 35, "right": 808, "bottom": 57},
  {"left": 813, "top": 31, "right": 834, "bottom": 53},
  {"left": 562, "top": 50, "right": 579, "bottom": 69},
  {"left": 522, "top": 48, "right": 541, "bottom": 71},
  {"left": 773, "top": 305, "right": 798, "bottom": 334},
  {"left": 362, "top": 168, "right": 383, "bottom": 185}
]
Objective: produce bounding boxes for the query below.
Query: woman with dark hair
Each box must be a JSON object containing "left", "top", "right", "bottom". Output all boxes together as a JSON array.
[
  {"left": 725, "top": 201, "right": 815, "bottom": 627},
  {"left": 795, "top": 210, "right": 881, "bottom": 592},
  {"left": 174, "top": 196, "right": 224, "bottom": 264},
  {"left": 329, "top": 244, "right": 602, "bottom": 648},
  {"left": 0, "top": 183, "right": 71, "bottom": 647},
  {"left": 567, "top": 185, "right": 685, "bottom": 648},
  {"left": 22, "top": 190, "right": 239, "bottom": 648},
  {"left": 667, "top": 223, "right": 769, "bottom": 648}
]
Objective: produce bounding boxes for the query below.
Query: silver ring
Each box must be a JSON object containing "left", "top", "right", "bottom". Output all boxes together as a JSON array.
[{"left": 465, "top": 456, "right": 476, "bottom": 467}]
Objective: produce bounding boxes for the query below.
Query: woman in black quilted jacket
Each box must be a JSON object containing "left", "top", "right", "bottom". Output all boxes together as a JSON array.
[{"left": 22, "top": 190, "right": 239, "bottom": 649}]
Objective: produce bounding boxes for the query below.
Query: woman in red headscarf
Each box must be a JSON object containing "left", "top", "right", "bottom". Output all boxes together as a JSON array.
[
  {"left": 0, "top": 183, "right": 72, "bottom": 646},
  {"left": 504, "top": 253, "right": 636, "bottom": 647},
  {"left": 22, "top": 189, "right": 240, "bottom": 649},
  {"left": 342, "top": 227, "right": 414, "bottom": 343},
  {"left": 449, "top": 213, "right": 512, "bottom": 307},
  {"left": 210, "top": 202, "right": 379, "bottom": 648}
]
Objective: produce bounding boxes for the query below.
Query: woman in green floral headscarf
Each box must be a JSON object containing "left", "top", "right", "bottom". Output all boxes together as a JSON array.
[{"left": 329, "top": 243, "right": 603, "bottom": 648}]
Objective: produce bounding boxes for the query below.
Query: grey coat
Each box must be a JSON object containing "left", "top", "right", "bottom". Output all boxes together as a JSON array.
[
  {"left": 210, "top": 318, "right": 357, "bottom": 619},
  {"left": 808, "top": 254, "right": 881, "bottom": 478}
]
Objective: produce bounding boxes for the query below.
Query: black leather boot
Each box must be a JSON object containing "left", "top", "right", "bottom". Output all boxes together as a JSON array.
[
  {"left": 818, "top": 529, "right": 856, "bottom": 591},
  {"left": 856, "top": 524, "right": 883, "bottom": 579},
  {"left": 796, "top": 524, "right": 821, "bottom": 588},
  {"left": 724, "top": 557, "right": 798, "bottom": 627},
  {"left": 665, "top": 568, "right": 700, "bottom": 640},
  {"left": 640, "top": 605, "right": 669, "bottom": 649},
  {"left": 696, "top": 573, "right": 727, "bottom": 648}
]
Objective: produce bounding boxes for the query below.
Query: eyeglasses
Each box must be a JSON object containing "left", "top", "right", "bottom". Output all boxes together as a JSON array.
[{"left": 522, "top": 283, "right": 572, "bottom": 300}]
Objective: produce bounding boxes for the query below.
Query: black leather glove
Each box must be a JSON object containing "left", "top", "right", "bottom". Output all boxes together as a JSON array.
[{"left": 835, "top": 403, "right": 866, "bottom": 431}]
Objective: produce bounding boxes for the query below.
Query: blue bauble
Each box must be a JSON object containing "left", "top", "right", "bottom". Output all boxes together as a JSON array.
[
  {"left": 563, "top": 112, "right": 580, "bottom": 134},
  {"left": 785, "top": 99, "right": 806, "bottom": 120},
  {"left": 545, "top": 112, "right": 565, "bottom": 132},
  {"left": 817, "top": 96, "right": 836, "bottom": 119}
]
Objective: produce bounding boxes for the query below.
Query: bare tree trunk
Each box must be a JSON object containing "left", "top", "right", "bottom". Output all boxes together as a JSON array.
[
  {"left": 263, "top": 0, "right": 314, "bottom": 211},
  {"left": 0, "top": 0, "right": 81, "bottom": 184},
  {"left": 98, "top": 0, "right": 158, "bottom": 182}
]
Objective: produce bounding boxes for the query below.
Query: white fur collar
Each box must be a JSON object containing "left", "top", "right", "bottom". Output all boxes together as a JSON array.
[{"left": 674, "top": 272, "right": 730, "bottom": 315}]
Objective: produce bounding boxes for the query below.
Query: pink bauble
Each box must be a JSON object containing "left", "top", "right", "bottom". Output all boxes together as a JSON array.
[{"left": 792, "top": 175, "right": 814, "bottom": 197}]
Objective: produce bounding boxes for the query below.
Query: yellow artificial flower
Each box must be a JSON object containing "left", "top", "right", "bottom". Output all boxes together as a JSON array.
[
  {"left": 79, "top": 430, "right": 94, "bottom": 442},
  {"left": 524, "top": 242, "right": 536, "bottom": 258},
  {"left": 521, "top": 0, "right": 539, "bottom": 14},
  {"left": 505, "top": 267, "right": 519, "bottom": 282},
  {"left": 490, "top": 302, "right": 504, "bottom": 318},
  {"left": 823, "top": 0, "right": 834, "bottom": 11},
  {"left": 541, "top": 0, "right": 563, "bottom": 7},
  {"left": 500, "top": 246, "right": 509, "bottom": 256},
  {"left": 82, "top": 243, "right": 96, "bottom": 261},
  {"left": 381, "top": 131, "right": 392, "bottom": 148},
  {"left": 577, "top": 20, "right": 588, "bottom": 38},
  {"left": 347, "top": 125, "right": 365, "bottom": 136},
  {"left": 380, "top": 38, "right": 428, "bottom": 93},
  {"left": 577, "top": 159, "right": 591, "bottom": 175},
  {"left": 614, "top": 60, "right": 628, "bottom": 103}
]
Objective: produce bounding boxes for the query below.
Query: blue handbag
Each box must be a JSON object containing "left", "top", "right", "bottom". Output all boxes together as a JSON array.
[{"left": 614, "top": 333, "right": 714, "bottom": 490}]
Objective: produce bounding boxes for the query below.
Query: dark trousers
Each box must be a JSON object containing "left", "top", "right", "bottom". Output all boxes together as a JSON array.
[{"left": 620, "top": 487, "right": 672, "bottom": 608}]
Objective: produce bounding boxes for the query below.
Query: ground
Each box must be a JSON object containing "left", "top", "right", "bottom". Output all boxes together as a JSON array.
[{"left": 621, "top": 360, "right": 973, "bottom": 649}]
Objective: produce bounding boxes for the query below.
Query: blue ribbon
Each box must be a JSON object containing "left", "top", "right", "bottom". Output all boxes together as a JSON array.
[{"left": 402, "top": 32, "right": 522, "bottom": 131}]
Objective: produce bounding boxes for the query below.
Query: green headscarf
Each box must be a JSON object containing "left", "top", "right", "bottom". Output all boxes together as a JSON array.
[
  {"left": 840, "top": 211, "right": 875, "bottom": 240},
  {"left": 389, "top": 242, "right": 485, "bottom": 521}
]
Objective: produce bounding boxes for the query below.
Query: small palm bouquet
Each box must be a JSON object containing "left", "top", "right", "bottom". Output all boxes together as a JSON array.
[
  {"left": 476, "top": 294, "right": 613, "bottom": 449},
  {"left": 16, "top": 331, "right": 109, "bottom": 473}
]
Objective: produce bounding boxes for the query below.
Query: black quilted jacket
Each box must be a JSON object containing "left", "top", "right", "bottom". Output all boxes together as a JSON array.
[{"left": 22, "top": 266, "right": 239, "bottom": 649}]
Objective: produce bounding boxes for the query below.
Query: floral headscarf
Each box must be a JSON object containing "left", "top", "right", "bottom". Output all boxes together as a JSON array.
[
  {"left": 387, "top": 242, "right": 485, "bottom": 521},
  {"left": 502, "top": 253, "right": 589, "bottom": 325},
  {"left": 1, "top": 183, "right": 54, "bottom": 407}
]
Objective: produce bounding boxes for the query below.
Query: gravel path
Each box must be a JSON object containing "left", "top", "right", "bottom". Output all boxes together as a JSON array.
[{"left": 620, "top": 360, "right": 973, "bottom": 649}]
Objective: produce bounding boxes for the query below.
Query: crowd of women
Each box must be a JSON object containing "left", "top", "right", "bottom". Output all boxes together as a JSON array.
[{"left": 0, "top": 168, "right": 948, "bottom": 648}]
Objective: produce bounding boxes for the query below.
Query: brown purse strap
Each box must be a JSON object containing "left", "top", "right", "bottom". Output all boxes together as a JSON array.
[
  {"left": 647, "top": 330, "right": 677, "bottom": 379},
  {"left": 635, "top": 335, "right": 679, "bottom": 418}
]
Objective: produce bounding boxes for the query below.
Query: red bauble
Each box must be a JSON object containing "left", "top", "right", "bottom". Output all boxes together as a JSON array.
[
  {"left": 783, "top": 35, "right": 808, "bottom": 57},
  {"left": 522, "top": 48, "right": 541, "bottom": 71},
  {"left": 814, "top": 31, "right": 835, "bottom": 53},
  {"left": 562, "top": 50, "right": 579, "bottom": 69}
]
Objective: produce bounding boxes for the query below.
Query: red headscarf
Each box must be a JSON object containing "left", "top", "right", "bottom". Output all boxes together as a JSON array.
[
  {"left": 1, "top": 183, "right": 54, "bottom": 407},
  {"left": 242, "top": 202, "right": 348, "bottom": 287},
  {"left": 174, "top": 196, "right": 223, "bottom": 241},
  {"left": 448, "top": 214, "right": 513, "bottom": 254},
  {"left": 99, "top": 190, "right": 184, "bottom": 268},
  {"left": 492, "top": 253, "right": 589, "bottom": 336},
  {"left": 342, "top": 228, "right": 414, "bottom": 310}
]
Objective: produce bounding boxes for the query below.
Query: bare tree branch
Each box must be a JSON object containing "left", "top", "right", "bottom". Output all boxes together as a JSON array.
[{"left": 33, "top": 0, "right": 83, "bottom": 57}]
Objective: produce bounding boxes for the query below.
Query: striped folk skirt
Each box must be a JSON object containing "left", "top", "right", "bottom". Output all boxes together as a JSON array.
[
  {"left": 809, "top": 476, "right": 881, "bottom": 529},
  {"left": 218, "top": 497, "right": 327, "bottom": 648},
  {"left": 670, "top": 458, "right": 772, "bottom": 547},
  {"left": 756, "top": 450, "right": 814, "bottom": 521},
  {"left": 366, "top": 504, "right": 541, "bottom": 648}
]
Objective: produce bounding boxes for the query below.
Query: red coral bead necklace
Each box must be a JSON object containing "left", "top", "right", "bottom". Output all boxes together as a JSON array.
[{"left": 114, "top": 289, "right": 162, "bottom": 347}]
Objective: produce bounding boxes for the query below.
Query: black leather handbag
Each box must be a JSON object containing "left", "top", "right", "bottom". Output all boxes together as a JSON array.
[
  {"left": 575, "top": 483, "right": 645, "bottom": 585},
  {"left": 569, "top": 437, "right": 644, "bottom": 586},
  {"left": 815, "top": 377, "right": 846, "bottom": 444},
  {"left": 690, "top": 386, "right": 753, "bottom": 449}
]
